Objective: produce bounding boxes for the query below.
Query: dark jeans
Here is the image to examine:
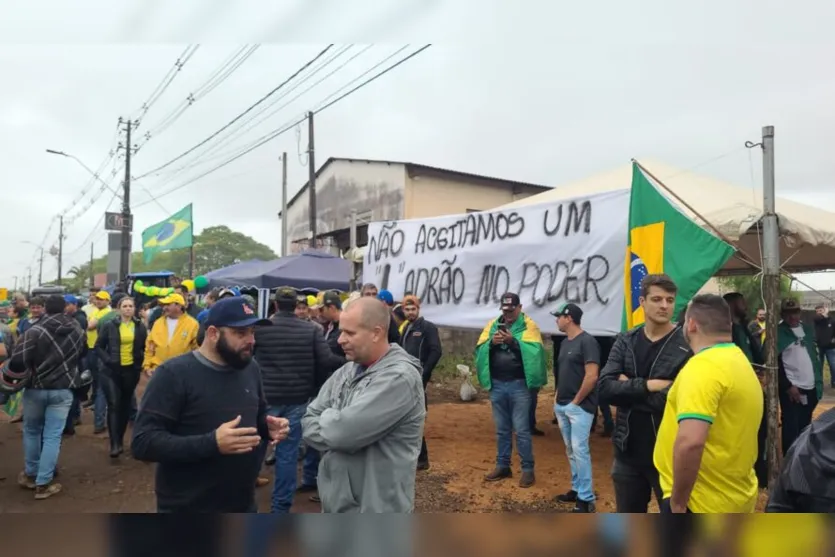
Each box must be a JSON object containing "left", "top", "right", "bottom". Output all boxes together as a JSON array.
[
  {"left": 820, "top": 347, "right": 835, "bottom": 387},
  {"left": 658, "top": 500, "right": 696, "bottom": 557},
  {"left": 490, "top": 378, "right": 534, "bottom": 472},
  {"left": 779, "top": 387, "right": 818, "bottom": 456},
  {"left": 267, "top": 403, "right": 307, "bottom": 513},
  {"left": 87, "top": 351, "right": 107, "bottom": 430},
  {"left": 529, "top": 387, "right": 539, "bottom": 429},
  {"left": 611, "top": 457, "right": 662, "bottom": 513},
  {"left": 100, "top": 365, "right": 140, "bottom": 451},
  {"left": 598, "top": 402, "right": 613, "bottom": 431}
]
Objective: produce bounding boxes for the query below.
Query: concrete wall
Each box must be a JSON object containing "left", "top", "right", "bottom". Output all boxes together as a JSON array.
[{"left": 285, "top": 160, "right": 406, "bottom": 253}]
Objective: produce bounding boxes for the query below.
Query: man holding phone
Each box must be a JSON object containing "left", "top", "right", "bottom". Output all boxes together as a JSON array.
[{"left": 475, "top": 293, "right": 547, "bottom": 488}]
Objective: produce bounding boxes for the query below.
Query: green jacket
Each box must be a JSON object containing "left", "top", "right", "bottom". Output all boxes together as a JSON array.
[
  {"left": 475, "top": 313, "right": 547, "bottom": 390},
  {"left": 776, "top": 321, "right": 823, "bottom": 400}
]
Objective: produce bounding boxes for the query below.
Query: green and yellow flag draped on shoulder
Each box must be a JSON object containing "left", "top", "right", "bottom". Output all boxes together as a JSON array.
[
  {"left": 141, "top": 203, "right": 194, "bottom": 264},
  {"left": 474, "top": 313, "right": 547, "bottom": 390},
  {"left": 624, "top": 163, "right": 735, "bottom": 330}
]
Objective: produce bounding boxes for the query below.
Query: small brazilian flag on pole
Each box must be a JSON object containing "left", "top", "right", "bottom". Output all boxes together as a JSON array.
[
  {"left": 624, "top": 163, "right": 735, "bottom": 330},
  {"left": 141, "top": 203, "right": 193, "bottom": 264}
]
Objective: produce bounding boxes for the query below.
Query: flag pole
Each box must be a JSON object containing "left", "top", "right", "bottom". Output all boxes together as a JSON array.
[
  {"left": 632, "top": 159, "right": 761, "bottom": 270},
  {"left": 188, "top": 245, "right": 195, "bottom": 277}
]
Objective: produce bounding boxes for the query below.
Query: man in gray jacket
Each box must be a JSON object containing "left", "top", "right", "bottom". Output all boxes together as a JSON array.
[{"left": 302, "top": 296, "right": 425, "bottom": 513}]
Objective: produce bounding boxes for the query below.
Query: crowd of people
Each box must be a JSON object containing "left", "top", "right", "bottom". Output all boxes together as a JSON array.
[{"left": 1, "top": 270, "right": 833, "bottom": 514}]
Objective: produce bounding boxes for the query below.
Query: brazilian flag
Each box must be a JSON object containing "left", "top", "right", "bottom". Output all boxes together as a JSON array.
[
  {"left": 624, "top": 163, "right": 735, "bottom": 330},
  {"left": 141, "top": 203, "right": 193, "bottom": 264}
]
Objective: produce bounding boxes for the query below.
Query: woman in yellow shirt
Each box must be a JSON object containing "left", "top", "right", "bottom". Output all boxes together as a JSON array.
[{"left": 94, "top": 297, "right": 148, "bottom": 458}]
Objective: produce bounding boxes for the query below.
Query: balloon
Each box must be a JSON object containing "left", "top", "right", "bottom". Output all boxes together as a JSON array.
[
  {"left": 134, "top": 280, "right": 143, "bottom": 288},
  {"left": 147, "top": 286, "right": 159, "bottom": 296},
  {"left": 164, "top": 287, "right": 175, "bottom": 295},
  {"left": 135, "top": 285, "right": 146, "bottom": 294},
  {"left": 181, "top": 279, "right": 195, "bottom": 292},
  {"left": 194, "top": 275, "right": 209, "bottom": 289}
]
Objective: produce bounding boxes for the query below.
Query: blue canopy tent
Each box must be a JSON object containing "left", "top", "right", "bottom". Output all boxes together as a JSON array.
[{"left": 203, "top": 252, "right": 351, "bottom": 291}]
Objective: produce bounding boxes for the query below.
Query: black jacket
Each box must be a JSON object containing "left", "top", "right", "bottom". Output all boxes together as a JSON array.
[
  {"left": 598, "top": 326, "right": 692, "bottom": 453},
  {"left": 254, "top": 311, "right": 340, "bottom": 406},
  {"left": 814, "top": 315, "right": 835, "bottom": 351},
  {"left": 388, "top": 315, "right": 401, "bottom": 345},
  {"left": 95, "top": 317, "right": 148, "bottom": 372},
  {"left": 9, "top": 313, "right": 85, "bottom": 390},
  {"left": 400, "top": 317, "right": 442, "bottom": 387},
  {"left": 70, "top": 310, "right": 89, "bottom": 358},
  {"left": 323, "top": 321, "right": 346, "bottom": 363}
]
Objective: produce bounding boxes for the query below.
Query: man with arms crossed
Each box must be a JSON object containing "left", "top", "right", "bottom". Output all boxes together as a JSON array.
[
  {"left": 654, "top": 294, "right": 763, "bottom": 513},
  {"left": 598, "top": 274, "right": 691, "bottom": 513},
  {"left": 302, "top": 297, "right": 425, "bottom": 513},
  {"left": 552, "top": 303, "right": 601, "bottom": 513}
]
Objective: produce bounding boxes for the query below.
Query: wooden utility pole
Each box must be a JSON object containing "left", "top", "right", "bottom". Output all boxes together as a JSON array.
[
  {"left": 759, "top": 125, "right": 781, "bottom": 488},
  {"left": 307, "top": 111, "right": 317, "bottom": 249},
  {"left": 281, "top": 151, "right": 288, "bottom": 257},
  {"left": 57, "top": 215, "right": 64, "bottom": 285},
  {"left": 89, "top": 242, "right": 95, "bottom": 288},
  {"left": 37, "top": 247, "right": 44, "bottom": 286}
]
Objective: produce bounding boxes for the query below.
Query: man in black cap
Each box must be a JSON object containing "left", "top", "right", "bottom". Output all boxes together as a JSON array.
[
  {"left": 253, "top": 287, "right": 339, "bottom": 513},
  {"left": 552, "top": 303, "right": 601, "bottom": 513},
  {"left": 131, "top": 296, "right": 291, "bottom": 513}
]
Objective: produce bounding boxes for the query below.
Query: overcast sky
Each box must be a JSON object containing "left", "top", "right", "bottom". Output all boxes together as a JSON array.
[{"left": 3, "top": 1, "right": 835, "bottom": 293}]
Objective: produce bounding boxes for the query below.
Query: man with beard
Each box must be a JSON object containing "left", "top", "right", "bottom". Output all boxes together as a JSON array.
[
  {"left": 748, "top": 307, "right": 766, "bottom": 349},
  {"left": 131, "top": 296, "right": 291, "bottom": 513},
  {"left": 723, "top": 292, "right": 768, "bottom": 487},
  {"left": 399, "top": 295, "right": 442, "bottom": 470}
]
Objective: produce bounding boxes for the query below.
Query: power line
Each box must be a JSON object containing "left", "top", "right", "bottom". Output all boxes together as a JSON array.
[
  {"left": 134, "top": 45, "right": 200, "bottom": 125},
  {"left": 135, "top": 44, "right": 335, "bottom": 179},
  {"left": 134, "top": 44, "right": 431, "bottom": 206},
  {"left": 62, "top": 190, "right": 121, "bottom": 257}
]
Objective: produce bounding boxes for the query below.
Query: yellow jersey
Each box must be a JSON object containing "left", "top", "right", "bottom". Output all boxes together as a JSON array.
[
  {"left": 653, "top": 342, "right": 763, "bottom": 513},
  {"left": 119, "top": 321, "right": 136, "bottom": 366},
  {"left": 87, "top": 307, "right": 111, "bottom": 349}
]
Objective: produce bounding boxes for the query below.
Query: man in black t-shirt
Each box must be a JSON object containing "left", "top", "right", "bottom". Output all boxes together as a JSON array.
[
  {"left": 131, "top": 296, "right": 290, "bottom": 513},
  {"left": 552, "top": 303, "right": 601, "bottom": 513},
  {"left": 598, "top": 274, "right": 691, "bottom": 513}
]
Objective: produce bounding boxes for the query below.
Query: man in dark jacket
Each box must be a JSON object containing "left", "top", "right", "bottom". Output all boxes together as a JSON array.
[
  {"left": 63, "top": 295, "right": 88, "bottom": 435},
  {"left": 360, "top": 283, "right": 401, "bottom": 344},
  {"left": 9, "top": 294, "right": 85, "bottom": 499},
  {"left": 813, "top": 304, "right": 835, "bottom": 388},
  {"left": 399, "top": 295, "right": 442, "bottom": 470},
  {"left": 598, "top": 274, "right": 691, "bottom": 513},
  {"left": 253, "top": 287, "right": 339, "bottom": 513}
]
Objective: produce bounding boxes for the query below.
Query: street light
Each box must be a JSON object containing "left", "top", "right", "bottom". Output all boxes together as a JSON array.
[{"left": 45, "top": 149, "right": 122, "bottom": 199}]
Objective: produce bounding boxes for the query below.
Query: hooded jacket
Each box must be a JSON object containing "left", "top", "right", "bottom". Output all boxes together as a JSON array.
[
  {"left": 813, "top": 314, "right": 835, "bottom": 352},
  {"left": 301, "top": 344, "right": 426, "bottom": 513},
  {"left": 767, "top": 407, "right": 835, "bottom": 512},
  {"left": 9, "top": 313, "right": 85, "bottom": 390}
]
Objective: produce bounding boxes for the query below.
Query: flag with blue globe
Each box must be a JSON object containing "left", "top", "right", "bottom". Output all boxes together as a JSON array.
[{"left": 141, "top": 203, "right": 194, "bottom": 264}]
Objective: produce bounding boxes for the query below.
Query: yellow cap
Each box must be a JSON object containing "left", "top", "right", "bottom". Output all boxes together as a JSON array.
[
  {"left": 95, "top": 291, "right": 111, "bottom": 301},
  {"left": 158, "top": 293, "right": 186, "bottom": 306}
]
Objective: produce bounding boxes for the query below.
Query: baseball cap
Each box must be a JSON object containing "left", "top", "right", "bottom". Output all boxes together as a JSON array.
[
  {"left": 158, "top": 293, "right": 186, "bottom": 306},
  {"left": 403, "top": 294, "right": 420, "bottom": 308},
  {"left": 377, "top": 290, "right": 394, "bottom": 305},
  {"left": 218, "top": 288, "right": 237, "bottom": 300},
  {"left": 205, "top": 296, "right": 271, "bottom": 329},
  {"left": 64, "top": 294, "right": 81, "bottom": 306},
  {"left": 500, "top": 292, "right": 520, "bottom": 311},
  {"left": 276, "top": 287, "right": 297, "bottom": 305},
  {"left": 781, "top": 298, "right": 801, "bottom": 312},
  {"left": 306, "top": 294, "right": 317, "bottom": 307},
  {"left": 296, "top": 294, "right": 309, "bottom": 306},
  {"left": 551, "top": 302, "right": 583, "bottom": 324},
  {"left": 95, "top": 291, "right": 111, "bottom": 301},
  {"left": 322, "top": 290, "right": 342, "bottom": 310}
]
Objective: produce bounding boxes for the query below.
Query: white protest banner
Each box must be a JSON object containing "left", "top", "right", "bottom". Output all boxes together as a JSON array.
[{"left": 363, "top": 189, "right": 630, "bottom": 336}]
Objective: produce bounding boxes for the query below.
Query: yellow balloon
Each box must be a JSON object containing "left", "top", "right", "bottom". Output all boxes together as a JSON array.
[{"left": 181, "top": 279, "right": 195, "bottom": 292}]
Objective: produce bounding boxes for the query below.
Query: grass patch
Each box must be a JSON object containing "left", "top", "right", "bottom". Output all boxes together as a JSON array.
[{"left": 432, "top": 346, "right": 556, "bottom": 389}]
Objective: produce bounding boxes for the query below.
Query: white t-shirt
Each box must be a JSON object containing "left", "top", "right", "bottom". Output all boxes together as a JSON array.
[
  {"left": 166, "top": 318, "right": 179, "bottom": 343},
  {"left": 782, "top": 326, "right": 815, "bottom": 390}
]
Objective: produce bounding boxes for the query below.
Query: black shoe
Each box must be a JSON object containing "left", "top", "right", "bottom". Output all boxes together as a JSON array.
[
  {"left": 82, "top": 400, "right": 93, "bottom": 409},
  {"left": 555, "top": 489, "right": 578, "bottom": 503},
  {"left": 417, "top": 461, "right": 430, "bottom": 471},
  {"left": 484, "top": 467, "right": 512, "bottom": 482},
  {"left": 531, "top": 427, "right": 545, "bottom": 437},
  {"left": 572, "top": 499, "right": 596, "bottom": 513},
  {"left": 600, "top": 426, "right": 613, "bottom": 438},
  {"left": 519, "top": 471, "right": 535, "bottom": 488},
  {"left": 297, "top": 484, "right": 318, "bottom": 493},
  {"left": 551, "top": 417, "right": 559, "bottom": 425},
  {"left": 265, "top": 455, "right": 276, "bottom": 466}
]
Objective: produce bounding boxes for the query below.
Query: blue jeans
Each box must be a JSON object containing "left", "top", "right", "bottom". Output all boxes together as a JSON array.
[
  {"left": 23, "top": 389, "right": 73, "bottom": 486},
  {"left": 821, "top": 348, "right": 835, "bottom": 387},
  {"left": 87, "top": 351, "right": 107, "bottom": 429},
  {"left": 554, "top": 402, "right": 595, "bottom": 502},
  {"left": 489, "top": 379, "right": 534, "bottom": 472},
  {"left": 267, "top": 403, "right": 307, "bottom": 513}
]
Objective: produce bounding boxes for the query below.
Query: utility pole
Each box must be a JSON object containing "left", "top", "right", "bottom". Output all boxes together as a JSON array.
[
  {"left": 89, "top": 242, "right": 95, "bottom": 288},
  {"left": 37, "top": 247, "right": 44, "bottom": 286},
  {"left": 57, "top": 215, "right": 64, "bottom": 285},
  {"left": 307, "top": 111, "right": 317, "bottom": 250},
  {"left": 759, "top": 125, "right": 781, "bottom": 489},
  {"left": 27, "top": 268, "right": 32, "bottom": 292},
  {"left": 119, "top": 118, "right": 134, "bottom": 283},
  {"left": 13, "top": 276, "right": 18, "bottom": 291},
  {"left": 281, "top": 151, "right": 288, "bottom": 257}
]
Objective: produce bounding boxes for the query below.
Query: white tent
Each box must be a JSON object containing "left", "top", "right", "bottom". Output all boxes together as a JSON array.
[{"left": 499, "top": 159, "right": 835, "bottom": 275}]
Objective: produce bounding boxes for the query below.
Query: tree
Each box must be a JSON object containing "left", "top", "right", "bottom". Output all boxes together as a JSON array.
[
  {"left": 717, "top": 275, "right": 794, "bottom": 315},
  {"left": 53, "top": 226, "right": 278, "bottom": 291}
]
